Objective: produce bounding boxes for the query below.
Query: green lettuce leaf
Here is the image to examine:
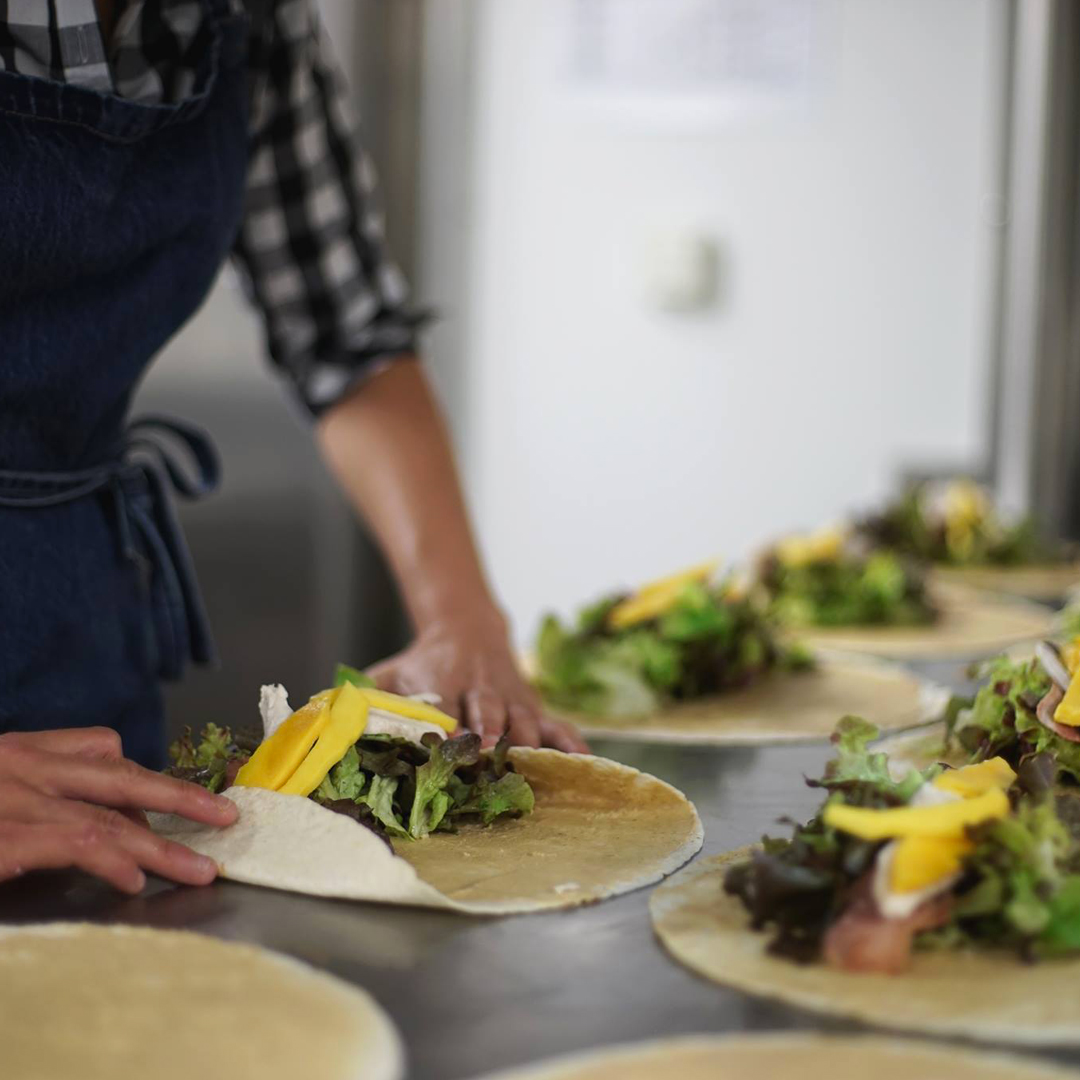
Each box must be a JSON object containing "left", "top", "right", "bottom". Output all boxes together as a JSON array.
[
  {"left": 334, "top": 663, "right": 376, "bottom": 689},
  {"left": 359, "top": 774, "right": 409, "bottom": 838},
  {"left": 408, "top": 733, "right": 482, "bottom": 839},
  {"left": 453, "top": 772, "right": 535, "bottom": 825}
]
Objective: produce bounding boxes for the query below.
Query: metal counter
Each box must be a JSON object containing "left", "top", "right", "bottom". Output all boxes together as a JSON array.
[{"left": 2, "top": 659, "right": 1076, "bottom": 1079}]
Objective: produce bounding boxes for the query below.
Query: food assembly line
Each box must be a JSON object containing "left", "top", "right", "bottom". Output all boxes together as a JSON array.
[{"left": 6, "top": 481, "right": 1080, "bottom": 1078}]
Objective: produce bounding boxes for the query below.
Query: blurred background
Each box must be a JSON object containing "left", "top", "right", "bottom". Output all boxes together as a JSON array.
[{"left": 137, "top": 0, "right": 1080, "bottom": 738}]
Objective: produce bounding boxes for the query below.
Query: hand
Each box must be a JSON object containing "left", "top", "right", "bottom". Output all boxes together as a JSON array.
[
  {"left": 368, "top": 619, "right": 589, "bottom": 754},
  {"left": 0, "top": 728, "right": 238, "bottom": 894}
]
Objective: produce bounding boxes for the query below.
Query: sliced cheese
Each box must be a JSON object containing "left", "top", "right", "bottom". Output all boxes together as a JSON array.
[
  {"left": 932, "top": 757, "right": 1016, "bottom": 798},
  {"left": 233, "top": 689, "right": 337, "bottom": 791},
  {"left": 279, "top": 681, "right": 370, "bottom": 797},
  {"left": 1055, "top": 668, "right": 1080, "bottom": 728},
  {"left": 356, "top": 688, "right": 458, "bottom": 733},
  {"left": 823, "top": 786, "right": 1009, "bottom": 841}
]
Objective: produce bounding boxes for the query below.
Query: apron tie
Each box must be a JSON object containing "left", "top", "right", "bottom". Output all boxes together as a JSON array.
[{"left": 0, "top": 415, "right": 221, "bottom": 680}]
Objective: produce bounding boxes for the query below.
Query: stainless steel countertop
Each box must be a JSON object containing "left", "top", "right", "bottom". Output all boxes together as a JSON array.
[{"left": 2, "top": 658, "right": 1077, "bottom": 1079}]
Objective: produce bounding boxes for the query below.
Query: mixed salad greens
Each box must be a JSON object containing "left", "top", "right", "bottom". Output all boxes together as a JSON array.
[
  {"left": 535, "top": 566, "right": 812, "bottom": 718},
  {"left": 942, "top": 653, "right": 1080, "bottom": 788},
  {"left": 756, "top": 527, "right": 936, "bottom": 628},
  {"left": 725, "top": 717, "right": 1080, "bottom": 971},
  {"left": 167, "top": 665, "right": 534, "bottom": 843},
  {"left": 858, "top": 479, "right": 1066, "bottom": 567}
]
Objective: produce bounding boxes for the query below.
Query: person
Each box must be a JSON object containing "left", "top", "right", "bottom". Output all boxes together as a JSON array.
[{"left": 0, "top": 1, "right": 585, "bottom": 891}]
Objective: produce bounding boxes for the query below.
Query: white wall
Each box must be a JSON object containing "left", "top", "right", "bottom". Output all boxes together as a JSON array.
[{"left": 419, "top": 0, "right": 1008, "bottom": 645}]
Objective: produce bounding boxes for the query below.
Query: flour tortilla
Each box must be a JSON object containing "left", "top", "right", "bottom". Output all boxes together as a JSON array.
[
  {"left": 152, "top": 749, "right": 702, "bottom": 914},
  {"left": 0, "top": 923, "right": 402, "bottom": 1080},
  {"left": 547, "top": 654, "right": 945, "bottom": 745},
  {"left": 795, "top": 583, "right": 1052, "bottom": 660},
  {"left": 651, "top": 848, "right": 1080, "bottom": 1044},
  {"left": 470, "top": 1033, "right": 1076, "bottom": 1080},
  {"left": 934, "top": 562, "right": 1080, "bottom": 603}
]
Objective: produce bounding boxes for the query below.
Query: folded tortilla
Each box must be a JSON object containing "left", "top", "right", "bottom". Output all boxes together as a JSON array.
[
  {"left": 470, "top": 1033, "right": 1074, "bottom": 1080},
  {"left": 546, "top": 655, "right": 945, "bottom": 745},
  {"left": 0, "top": 923, "right": 402, "bottom": 1080},
  {"left": 795, "top": 583, "right": 1052, "bottom": 659},
  {"left": 152, "top": 749, "right": 702, "bottom": 914},
  {"left": 933, "top": 562, "right": 1080, "bottom": 603},
  {"left": 650, "top": 848, "right": 1080, "bottom": 1044}
]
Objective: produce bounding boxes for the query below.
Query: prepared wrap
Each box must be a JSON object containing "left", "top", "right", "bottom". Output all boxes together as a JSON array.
[
  {"left": 469, "top": 1034, "right": 1077, "bottom": 1080},
  {"left": 530, "top": 560, "right": 945, "bottom": 744},
  {"left": 0, "top": 923, "right": 403, "bottom": 1080},
  {"left": 651, "top": 714, "right": 1080, "bottom": 1044},
  {"left": 153, "top": 676, "right": 702, "bottom": 913},
  {"left": 546, "top": 653, "right": 946, "bottom": 746}
]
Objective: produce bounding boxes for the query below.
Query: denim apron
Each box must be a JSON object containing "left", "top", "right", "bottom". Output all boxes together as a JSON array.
[{"left": 0, "top": 0, "right": 249, "bottom": 766}]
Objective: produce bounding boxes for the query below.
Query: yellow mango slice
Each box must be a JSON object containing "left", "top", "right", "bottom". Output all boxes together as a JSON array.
[
  {"left": 279, "top": 681, "right": 370, "bottom": 796},
  {"left": 933, "top": 757, "right": 1016, "bottom": 798},
  {"left": 1055, "top": 668, "right": 1080, "bottom": 728},
  {"left": 775, "top": 527, "right": 846, "bottom": 568},
  {"left": 1062, "top": 637, "right": 1080, "bottom": 677},
  {"left": 823, "top": 786, "right": 1009, "bottom": 841},
  {"left": 233, "top": 690, "right": 337, "bottom": 791},
  {"left": 889, "top": 835, "right": 973, "bottom": 893},
  {"left": 608, "top": 560, "right": 719, "bottom": 630},
  {"left": 356, "top": 688, "right": 458, "bottom": 733}
]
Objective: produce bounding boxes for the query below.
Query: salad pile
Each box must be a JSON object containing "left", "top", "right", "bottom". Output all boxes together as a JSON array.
[
  {"left": 859, "top": 479, "right": 1065, "bottom": 567},
  {"left": 535, "top": 563, "right": 812, "bottom": 718},
  {"left": 757, "top": 526, "right": 935, "bottom": 628},
  {"left": 725, "top": 717, "right": 1080, "bottom": 973},
  {"left": 167, "top": 665, "right": 534, "bottom": 843}
]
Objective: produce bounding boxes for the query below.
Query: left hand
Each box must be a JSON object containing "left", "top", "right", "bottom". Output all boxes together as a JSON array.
[{"left": 367, "top": 620, "right": 589, "bottom": 754}]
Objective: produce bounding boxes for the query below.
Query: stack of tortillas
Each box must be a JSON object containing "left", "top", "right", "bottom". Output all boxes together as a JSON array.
[
  {"left": 0, "top": 923, "right": 402, "bottom": 1080},
  {"left": 650, "top": 850, "right": 1080, "bottom": 1044},
  {"left": 469, "top": 1034, "right": 1075, "bottom": 1080},
  {"left": 153, "top": 749, "right": 703, "bottom": 913},
  {"left": 544, "top": 654, "right": 945, "bottom": 745}
]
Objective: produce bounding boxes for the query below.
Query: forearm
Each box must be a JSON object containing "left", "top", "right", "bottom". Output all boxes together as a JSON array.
[{"left": 315, "top": 358, "right": 502, "bottom": 637}]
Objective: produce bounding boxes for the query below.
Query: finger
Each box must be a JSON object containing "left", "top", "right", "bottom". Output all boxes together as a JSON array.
[
  {"left": 29, "top": 753, "right": 238, "bottom": 826},
  {"left": 505, "top": 704, "right": 542, "bottom": 749},
  {"left": 462, "top": 689, "right": 508, "bottom": 745},
  {"left": 539, "top": 716, "right": 590, "bottom": 754},
  {"left": 0, "top": 822, "right": 145, "bottom": 895},
  {"left": 80, "top": 805, "right": 220, "bottom": 886},
  {"left": 0, "top": 727, "right": 123, "bottom": 762},
  {"left": 0, "top": 783, "right": 218, "bottom": 886}
]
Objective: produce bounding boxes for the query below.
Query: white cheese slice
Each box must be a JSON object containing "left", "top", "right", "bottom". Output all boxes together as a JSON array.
[{"left": 259, "top": 684, "right": 293, "bottom": 739}]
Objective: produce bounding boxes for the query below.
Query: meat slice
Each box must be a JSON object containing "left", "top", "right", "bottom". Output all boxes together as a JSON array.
[{"left": 822, "top": 877, "right": 951, "bottom": 975}]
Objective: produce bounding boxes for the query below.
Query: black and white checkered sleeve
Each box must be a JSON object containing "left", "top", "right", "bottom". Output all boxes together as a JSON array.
[{"left": 232, "top": 0, "right": 425, "bottom": 417}]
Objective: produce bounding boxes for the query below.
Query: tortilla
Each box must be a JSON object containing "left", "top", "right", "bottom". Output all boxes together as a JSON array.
[
  {"left": 650, "top": 848, "right": 1080, "bottom": 1044},
  {"left": 795, "top": 584, "right": 1052, "bottom": 660},
  {"left": 546, "top": 655, "right": 944, "bottom": 745},
  {"left": 0, "top": 923, "right": 402, "bottom": 1080},
  {"left": 934, "top": 562, "right": 1080, "bottom": 603},
  {"left": 470, "top": 1033, "right": 1076, "bottom": 1080},
  {"left": 152, "top": 749, "right": 702, "bottom": 914}
]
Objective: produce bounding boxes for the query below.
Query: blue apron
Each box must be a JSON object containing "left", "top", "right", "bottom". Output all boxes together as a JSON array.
[{"left": 0, "top": 0, "right": 249, "bottom": 767}]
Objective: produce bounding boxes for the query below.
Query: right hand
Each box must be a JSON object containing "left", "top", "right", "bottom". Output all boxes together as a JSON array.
[{"left": 0, "top": 728, "right": 238, "bottom": 894}]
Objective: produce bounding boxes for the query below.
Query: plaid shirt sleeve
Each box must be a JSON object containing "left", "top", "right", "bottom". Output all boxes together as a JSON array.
[{"left": 232, "top": 1, "right": 425, "bottom": 416}]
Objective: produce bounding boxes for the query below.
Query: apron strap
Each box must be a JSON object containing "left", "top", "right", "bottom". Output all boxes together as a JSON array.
[{"left": 0, "top": 416, "right": 221, "bottom": 680}]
